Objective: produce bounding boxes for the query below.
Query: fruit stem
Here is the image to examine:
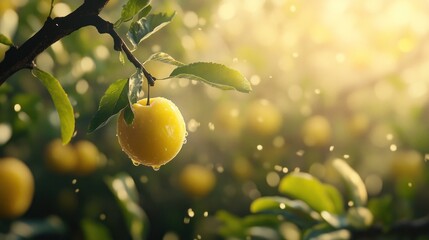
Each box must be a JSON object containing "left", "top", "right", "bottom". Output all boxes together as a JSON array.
[{"left": 146, "top": 80, "right": 151, "bottom": 106}]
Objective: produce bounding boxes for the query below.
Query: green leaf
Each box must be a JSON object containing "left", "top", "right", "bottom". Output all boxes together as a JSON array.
[
  {"left": 137, "top": 5, "right": 152, "bottom": 19},
  {"left": 331, "top": 158, "right": 367, "bottom": 207},
  {"left": 215, "top": 210, "right": 281, "bottom": 239},
  {"left": 105, "top": 173, "right": 148, "bottom": 240},
  {"left": 216, "top": 210, "right": 246, "bottom": 238},
  {"left": 168, "top": 62, "right": 252, "bottom": 93},
  {"left": 346, "top": 207, "right": 373, "bottom": 229},
  {"left": 89, "top": 78, "right": 129, "bottom": 132},
  {"left": 250, "top": 196, "right": 321, "bottom": 228},
  {"left": 323, "top": 184, "right": 345, "bottom": 214},
  {"left": 367, "top": 195, "right": 394, "bottom": 229},
  {"left": 115, "top": 0, "right": 151, "bottom": 27},
  {"left": 303, "top": 224, "right": 350, "bottom": 240},
  {"left": 81, "top": 219, "right": 113, "bottom": 240},
  {"left": 127, "top": 12, "right": 175, "bottom": 47},
  {"left": 278, "top": 172, "right": 338, "bottom": 213},
  {"left": 0, "top": 34, "right": 13, "bottom": 46},
  {"left": 124, "top": 105, "right": 134, "bottom": 124},
  {"left": 32, "top": 68, "right": 74, "bottom": 144},
  {"left": 144, "top": 52, "right": 184, "bottom": 67},
  {"left": 128, "top": 69, "right": 144, "bottom": 105}
]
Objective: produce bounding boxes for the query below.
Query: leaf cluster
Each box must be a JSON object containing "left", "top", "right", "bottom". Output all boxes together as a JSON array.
[
  {"left": 0, "top": 0, "right": 251, "bottom": 143},
  {"left": 217, "top": 159, "right": 376, "bottom": 240}
]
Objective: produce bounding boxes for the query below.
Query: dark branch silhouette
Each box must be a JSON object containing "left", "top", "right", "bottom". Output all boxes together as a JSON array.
[{"left": 0, "top": 0, "right": 154, "bottom": 86}]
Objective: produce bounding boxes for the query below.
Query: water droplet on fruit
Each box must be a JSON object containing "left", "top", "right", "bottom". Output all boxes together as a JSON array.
[
  {"left": 152, "top": 165, "right": 160, "bottom": 171},
  {"left": 131, "top": 159, "right": 141, "bottom": 166},
  {"left": 183, "top": 138, "right": 188, "bottom": 144}
]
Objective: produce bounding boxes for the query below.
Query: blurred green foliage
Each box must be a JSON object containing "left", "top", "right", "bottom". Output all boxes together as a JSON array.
[{"left": 1, "top": 0, "right": 429, "bottom": 239}]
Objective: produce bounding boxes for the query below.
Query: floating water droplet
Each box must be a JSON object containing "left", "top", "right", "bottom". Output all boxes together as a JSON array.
[
  {"left": 152, "top": 165, "right": 160, "bottom": 171},
  {"left": 72, "top": 179, "right": 77, "bottom": 185},
  {"left": 183, "top": 138, "right": 188, "bottom": 144},
  {"left": 203, "top": 211, "right": 209, "bottom": 217},
  {"left": 274, "top": 165, "right": 283, "bottom": 172},
  {"left": 140, "top": 175, "right": 149, "bottom": 183},
  {"left": 99, "top": 213, "right": 107, "bottom": 220},
  {"left": 296, "top": 150, "right": 305, "bottom": 156},
  {"left": 187, "top": 208, "right": 195, "bottom": 217}
]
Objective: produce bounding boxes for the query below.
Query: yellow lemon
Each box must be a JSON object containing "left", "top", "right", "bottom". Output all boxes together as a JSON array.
[
  {"left": 117, "top": 97, "right": 186, "bottom": 169},
  {"left": 74, "top": 140, "right": 101, "bottom": 175},
  {"left": 45, "top": 139, "right": 78, "bottom": 174},
  {"left": 246, "top": 99, "right": 282, "bottom": 136},
  {"left": 179, "top": 164, "right": 216, "bottom": 198},
  {"left": 0, "top": 158, "right": 34, "bottom": 219},
  {"left": 301, "top": 115, "right": 331, "bottom": 147}
]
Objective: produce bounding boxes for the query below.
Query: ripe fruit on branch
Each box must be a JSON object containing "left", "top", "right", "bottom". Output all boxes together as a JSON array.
[
  {"left": 0, "top": 157, "right": 34, "bottom": 219},
  {"left": 117, "top": 97, "right": 186, "bottom": 169}
]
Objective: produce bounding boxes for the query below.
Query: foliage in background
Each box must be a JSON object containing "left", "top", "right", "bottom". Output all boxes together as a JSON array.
[{"left": 1, "top": 0, "right": 429, "bottom": 239}]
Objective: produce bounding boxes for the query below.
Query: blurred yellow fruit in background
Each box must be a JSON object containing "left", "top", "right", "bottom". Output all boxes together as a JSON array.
[
  {"left": 213, "top": 102, "right": 242, "bottom": 138},
  {"left": 301, "top": 115, "right": 332, "bottom": 147},
  {"left": 390, "top": 150, "right": 423, "bottom": 180},
  {"left": 347, "top": 114, "right": 370, "bottom": 137},
  {"left": 246, "top": 99, "right": 282, "bottom": 136},
  {"left": 0, "top": 158, "right": 34, "bottom": 219},
  {"left": 232, "top": 156, "right": 253, "bottom": 180},
  {"left": 117, "top": 97, "right": 186, "bottom": 169},
  {"left": 179, "top": 164, "right": 216, "bottom": 198},
  {"left": 45, "top": 139, "right": 78, "bottom": 174},
  {"left": 74, "top": 140, "right": 101, "bottom": 175}
]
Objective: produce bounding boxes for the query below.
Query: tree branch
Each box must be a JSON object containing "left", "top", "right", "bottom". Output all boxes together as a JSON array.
[
  {"left": 91, "top": 19, "right": 156, "bottom": 86},
  {"left": 0, "top": 0, "right": 109, "bottom": 85}
]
